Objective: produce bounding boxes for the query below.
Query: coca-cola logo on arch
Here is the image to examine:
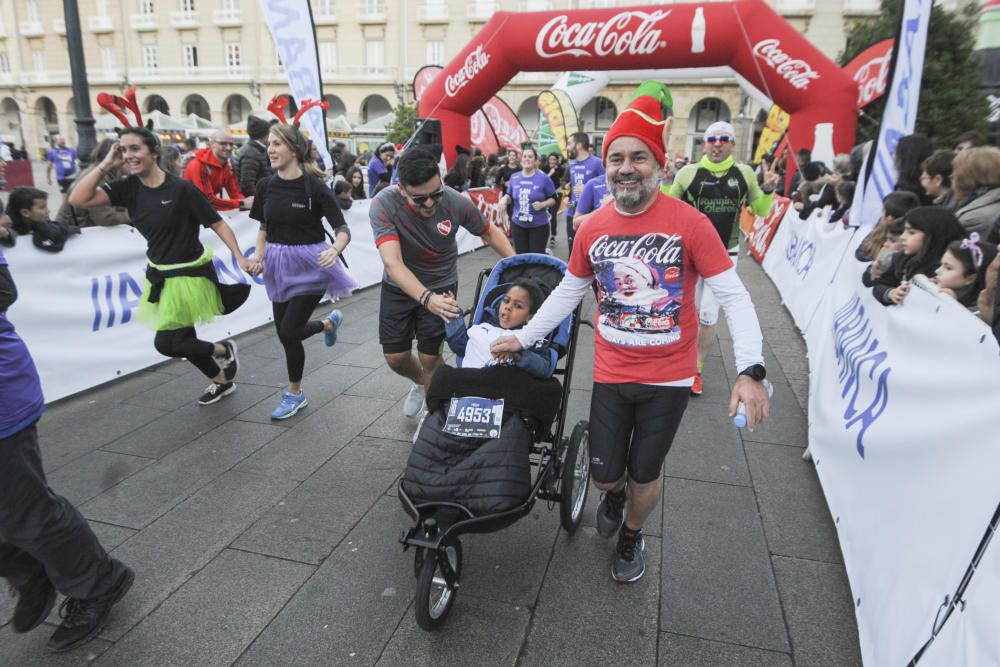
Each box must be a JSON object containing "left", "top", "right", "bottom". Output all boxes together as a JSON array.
[
  {"left": 483, "top": 103, "right": 529, "bottom": 148},
  {"left": 445, "top": 45, "right": 490, "bottom": 97},
  {"left": 535, "top": 10, "right": 671, "bottom": 59},
  {"left": 752, "top": 39, "right": 820, "bottom": 90}
]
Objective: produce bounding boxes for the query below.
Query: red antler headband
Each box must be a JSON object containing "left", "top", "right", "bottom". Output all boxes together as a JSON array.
[
  {"left": 96, "top": 87, "right": 144, "bottom": 128},
  {"left": 292, "top": 99, "right": 329, "bottom": 127},
  {"left": 267, "top": 95, "right": 289, "bottom": 124}
]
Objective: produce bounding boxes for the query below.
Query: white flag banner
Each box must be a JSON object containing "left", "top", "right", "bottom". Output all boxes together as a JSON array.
[
  {"left": 852, "top": 0, "right": 933, "bottom": 231},
  {"left": 760, "top": 207, "right": 857, "bottom": 333},
  {"left": 4, "top": 202, "right": 485, "bottom": 402},
  {"left": 259, "top": 0, "right": 333, "bottom": 170},
  {"left": 804, "top": 258, "right": 1000, "bottom": 666}
]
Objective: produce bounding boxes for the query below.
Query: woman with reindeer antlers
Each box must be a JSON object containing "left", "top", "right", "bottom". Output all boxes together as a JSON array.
[
  {"left": 245, "top": 97, "right": 356, "bottom": 420},
  {"left": 69, "top": 89, "right": 253, "bottom": 406}
]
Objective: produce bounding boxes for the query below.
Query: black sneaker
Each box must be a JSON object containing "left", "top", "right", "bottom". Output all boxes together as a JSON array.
[
  {"left": 198, "top": 381, "right": 235, "bottom": 405},
  {"left": 612, "top": 527, "right": 645, "bottom": 583},
  {"left": 10, "top": 567, "right": 56, "bottom": 633},
  {"left": 220, "top": 339, "right": 239, "bottom": 382},
  {"left": 47, "top": 563, "right": 134, "bottom": 653},
  {"left": 596, "top": 489, "right": 627, "bottom": 538}
]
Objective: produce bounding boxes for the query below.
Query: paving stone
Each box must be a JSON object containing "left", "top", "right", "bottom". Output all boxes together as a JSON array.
[
  {"left": 122, "top": 369, "right": 231, "bottom": 412},
  {"left": 235, "top": 394, "right": 396, "bottom": 481},
  {"left": 361, "top": 395, "right": 421, "bottom": 442},
  {"left": 46, "top": 450, "right": 155, "bottom": 507},
  {"left": 745, "top": 442, "right": 843, "bottom": 564},
  {"left": 101, "top": 383, "right": 277, "bottom": 459},
  {"left": 343, "top": 364, "right": 413, "bottom": 400},
  {"left": 661, "top": 478, "right": 790, "bottom": 653},
  {"left": 332, "top": 311, "right": 380, "bottom": 345},
  {"left": 658, "top": 633, "right": 793, "bottom": 666},
  {"left": 0, "top": 629, "right": 111, "bottom": 666},
  {"left": 665, "top": 401, "right": 752, "bottom": 487},
  {"left": 233, "top": 363, "right": 373, "bottom": 425},
  {"left": 87, "top": 521, "right": 138, "bottom": 552},
  {"left": 376, "top": 595, "right": 529, "bottom": 667},
  {"left": 225, "top": 352, "right": 330, "bottom": 388},
  {"left": 741, "top": 380, "right": 809, "bottom": 448},
  {"left": 83, "top": 421, "right": 285, "bottom": 529},
  {"left": 38, "top": 404, "right": 167, "bottom": 472},
  {"left": 329, "top": 337, "right": 390, "bottom": 369},
  {"left": 692, "top": 354, "right": 735, "bottom": 406},
  {"left": 102, "top": 470, "right": 297, "bottom": 640},
  {"left": 233, "top": 436, "right": 408, "bottom": 564},
  {"left": 237, "top": 498, "right": 414, "bottom": 666},
  {"left": 97, "top": 550, "right": 313, "bottom": 667},
  {"left": 520, "top": 529, "right": 661, "bottom": 666},
  {"left": 772, "top": 556, "right": 862, "bottom": 666},
  {"left": 39, "top": 370, "right": 170, "bottom": 432}
]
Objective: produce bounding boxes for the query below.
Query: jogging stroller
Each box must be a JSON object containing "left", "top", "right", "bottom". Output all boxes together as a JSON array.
[{"left": 397, "top": 253, "right": 590, "bottom": 630}]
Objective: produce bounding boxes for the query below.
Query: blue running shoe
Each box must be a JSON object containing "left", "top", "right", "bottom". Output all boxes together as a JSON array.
[
  {"left": 271, "top": 390, "right": 308, "bottom": 420},
  {"left": 324, "top": 310, "right": 343, "bottom": 347}
]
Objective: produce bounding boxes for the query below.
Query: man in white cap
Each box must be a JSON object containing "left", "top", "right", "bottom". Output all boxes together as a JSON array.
[
  {"left": 668, "top": 121, "right": 779, "bottom": 396},
  {"left": 491, "top": 97, "right": 769, "bottom": 583}
]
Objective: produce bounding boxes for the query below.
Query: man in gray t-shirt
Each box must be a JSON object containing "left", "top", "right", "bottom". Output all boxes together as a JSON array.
[{"left": 370, "top": 148, "right": 513, "bottom": 420}]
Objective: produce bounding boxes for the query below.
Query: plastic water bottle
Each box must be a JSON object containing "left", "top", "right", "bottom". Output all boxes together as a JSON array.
[{"left": 733, "top": 379, "right": 773, "bottom": 429}]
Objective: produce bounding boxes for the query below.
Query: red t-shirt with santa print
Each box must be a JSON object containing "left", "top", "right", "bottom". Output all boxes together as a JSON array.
[{"left": 568, "top": 192, "right": 732, "bottom": 384}]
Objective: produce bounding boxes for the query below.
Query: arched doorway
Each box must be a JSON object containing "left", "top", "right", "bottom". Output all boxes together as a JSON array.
[
  {"left": 516, "top": 97, "right": 539, "bottom": 138},
  {"left": 223, "top": 94, "right": 252, "bottom": 125},
  {"left": 360, "top": 95, "right": 391, "bottom": 124},
  {"left": 324, "top": 94, "right": 346, "bottom": 119},
  {"left": 686, "top": 97, "right": 732, "bottom": 161},
  {"left": 2, "top": 98, "right": 24, "bottom": 150},
  {"left": 181, "top": 94, "right": 211, "bottom": 120},
  {"left": 579, "top": 96, "right": 617, "bottom": 133},
  {"left": 35, "top": 97, "right": 59, "bottom": 146},
  {"left": 145, "top": 95, "right": 170, "bottom": 115}
]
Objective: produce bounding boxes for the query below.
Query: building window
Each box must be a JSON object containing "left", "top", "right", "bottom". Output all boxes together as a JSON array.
[
  {"left": 0, "top": 53, "right": 10, "bottom": 74},
  {"left": 27, "top": 1, "right": 41, "bottom": 22},
  {"left": 315, "top": 0, "right": 335, "bottom": 15},
  {"left": 183, "top": 44, "right": 198, "bottom": 68},
  {"left": 426, "top": 40, "right": 443, "bottom": 66},
  {"left": 366, "top": 39, "right": 384, "bottom": 72},
  {"left": 222, "top": 0, "right": 239, "bottom": 9},
  {"left": 96, "top": 0, "right": 110, "bottom": 16},
  {"left": 363, "top": 0, "right": 384, "bottom": 14},
  {"left": 33, "top": 51, "right": 45, "bottom": 72},
  {"left": 139, "top": 0, "right": 155, "bottom": 14},
  {"left": 225, "top": 43, "right": 241, "bottom": 70},
  {"left": 181, "top": 0, "right": 195, "bottom": 12},
  {"left": 319, "top": 41, "right": 337, "bottom": 74},
  {"left": 101, "top": 47, "right": 115, "bottom": 71},
  {"left": 143, "top": 45, "right": 159, "bottom": 70}
]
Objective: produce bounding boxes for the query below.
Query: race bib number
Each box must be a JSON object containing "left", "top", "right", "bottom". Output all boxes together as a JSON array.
[{"left": 443, "top": 396, "right": 504, "bottom": 439}]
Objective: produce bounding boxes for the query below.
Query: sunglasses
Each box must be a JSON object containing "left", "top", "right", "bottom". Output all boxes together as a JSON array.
[
  {"left": 406, "top": 188, "right": 445, "bottom": 206},
  {"left": 705, "top": 135, "right": 732, "bottom": 145}
]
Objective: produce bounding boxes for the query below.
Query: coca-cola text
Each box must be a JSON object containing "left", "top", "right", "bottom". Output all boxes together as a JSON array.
[
  {"left": 445, "top": 45, "right": 490, "bottom": 98},
  {"left": 590, "top": 233, "right": 682, "bottom": 266},
  {"left": 753, "top": 39, "right": 820, "bottom": 90},
  {"left": 535, "top": 10, "right": 670, "bottom": 59}
]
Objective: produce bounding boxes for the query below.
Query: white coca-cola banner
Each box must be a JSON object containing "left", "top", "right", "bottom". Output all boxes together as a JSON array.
[
  {"left": 4, "top": 201, "right": 484, "bottom": 402},
  {"left": 760, "top": 207, "right": 855, "bottom": 332}
]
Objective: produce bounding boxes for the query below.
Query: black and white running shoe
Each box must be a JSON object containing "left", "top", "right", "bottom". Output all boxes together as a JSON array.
[{"left": 198, "top": 381, "right": 235, "bottom": 405}]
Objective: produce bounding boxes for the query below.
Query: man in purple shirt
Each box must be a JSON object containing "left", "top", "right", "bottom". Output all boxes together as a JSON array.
[
  {"left": 45, "top": 135, "right": 79, "bottom": 193},
  {"left": 565, "top": 132, "right": 605, "bottom": 252}
]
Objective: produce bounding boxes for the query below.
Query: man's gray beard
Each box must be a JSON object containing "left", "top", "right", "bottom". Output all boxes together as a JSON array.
[{"left": 611, "top": 171, "right": 660, "bottom": 210}]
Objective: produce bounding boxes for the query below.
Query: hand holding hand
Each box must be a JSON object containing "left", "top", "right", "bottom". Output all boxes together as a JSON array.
[
  {"left": 490, "top": 335, "right": 524, "bottom": 356},
  {"left": 427, "top": 291, "right": 461, "bottom": 321},
  {"left": 728, "top": 376, "right": 770, "bottom": 431}
]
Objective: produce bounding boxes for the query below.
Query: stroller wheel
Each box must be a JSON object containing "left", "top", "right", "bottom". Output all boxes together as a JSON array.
[
  {"left": 560, "top": 421, "right": 590, "bottom": 533},
  {"left": 413, "top": 547, "right": 425, "bottom": 579},
  {"left": 415, "top": 538, "right": 463, "bottom": 630}
]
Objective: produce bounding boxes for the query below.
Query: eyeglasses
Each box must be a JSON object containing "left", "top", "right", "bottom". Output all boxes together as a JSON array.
[
  {"left": 705, "top": 136, "right": 732, "bottom": 145},
  {"left": 406, "top": 188, "right": 445, "bottom": 206}
]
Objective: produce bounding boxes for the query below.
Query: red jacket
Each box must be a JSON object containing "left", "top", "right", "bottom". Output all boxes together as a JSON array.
[{"left": 183, "top": 147, "right": 244, "bottom": 211}]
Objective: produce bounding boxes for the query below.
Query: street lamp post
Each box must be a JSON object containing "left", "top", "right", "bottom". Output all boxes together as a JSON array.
[{"left": 63, "top": 0, "right": 97, "bottom": 167}]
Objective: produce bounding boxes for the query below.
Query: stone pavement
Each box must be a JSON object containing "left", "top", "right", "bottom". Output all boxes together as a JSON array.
[{"left": 1, "top": 239, "right": 862, "bottom": 666}]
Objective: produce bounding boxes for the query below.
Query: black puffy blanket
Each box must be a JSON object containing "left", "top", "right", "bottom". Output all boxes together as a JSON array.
[{"left": 402, "top": 409, "right": 532, "bottom": 516}]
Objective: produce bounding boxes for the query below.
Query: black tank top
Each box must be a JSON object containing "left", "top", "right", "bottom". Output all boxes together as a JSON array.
[{"left": 682, "top": 165, "right": 749, "bottom": 248}]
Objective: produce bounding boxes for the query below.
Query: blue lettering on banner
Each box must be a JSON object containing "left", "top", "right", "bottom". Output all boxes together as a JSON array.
[
  {"left": 831, "top": 296, "right": 891, "bottom": 458},
  {"left": 785, "top": 232, "right": 815, "bottom": 279}
]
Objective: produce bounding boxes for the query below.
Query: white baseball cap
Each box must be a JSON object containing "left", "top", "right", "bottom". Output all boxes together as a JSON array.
[{"left": 704, "top": 121, "right": 736, "bottom": 141}]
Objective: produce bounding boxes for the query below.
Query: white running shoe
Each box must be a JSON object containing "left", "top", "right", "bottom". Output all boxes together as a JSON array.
[{"left": 403, "top": 384, "right": 425, "bottom": 418}]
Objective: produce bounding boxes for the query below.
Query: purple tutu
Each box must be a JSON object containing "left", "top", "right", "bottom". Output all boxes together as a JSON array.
[{"left": 263, "top": 241, "right": 357, "bottom": 303}]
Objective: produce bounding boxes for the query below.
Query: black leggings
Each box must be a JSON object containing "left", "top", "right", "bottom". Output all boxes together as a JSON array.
[
  {"left": 511, "top": 224, "right": 550, "bottom": 255},
  {"left": 273, "top": 293, "right": 325, "bottom": 383},
  {"left": 154, "top": 327, "right": 220, "bottom": 379},
  {"left": 549, "top": 192, "right": 562, "bottom": 238}
]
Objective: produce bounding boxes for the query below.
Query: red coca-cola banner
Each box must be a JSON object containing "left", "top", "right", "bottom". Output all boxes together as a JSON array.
[
  {"left": 747, "top": 196, "right": 791, "bottom": 262},
  {"left": 418, "top": 1, "right": 857, "bottom": 171},
  {"left": 468, "top": 187, "right": 509, "bottom": 238},
  {"left": 842, "top": 39, "right": 894, "bottom": 109}
]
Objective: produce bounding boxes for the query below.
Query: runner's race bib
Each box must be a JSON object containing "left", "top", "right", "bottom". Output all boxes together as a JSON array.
[{"left": 443, "top": 396, "right": 504, "bottom": 439}]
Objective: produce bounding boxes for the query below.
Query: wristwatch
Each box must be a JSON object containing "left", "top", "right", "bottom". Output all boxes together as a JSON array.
[{"left": 738, "top": 364, "right": 766, "bottom": 381}]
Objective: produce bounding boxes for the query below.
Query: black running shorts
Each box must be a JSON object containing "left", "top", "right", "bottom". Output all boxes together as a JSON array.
[
  {"left": 379, "top": 281, "right": 456, "bottom": 355},
  {"left": 588, "top": 383, "right": 690, "bottom": 484}
]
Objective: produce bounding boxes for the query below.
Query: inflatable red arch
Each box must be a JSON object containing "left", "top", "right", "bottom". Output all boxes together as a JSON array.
[{"left": 419, "top": 1, "right": 857, "bottom": 167}]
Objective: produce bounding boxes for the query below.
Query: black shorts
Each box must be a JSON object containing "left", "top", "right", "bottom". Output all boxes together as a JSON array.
[
  {"left": 588, "top": 383, "right": 689, "bottom": 484},
  {"left": 379, "top": 281, "right": 456, "bottom": 356}
]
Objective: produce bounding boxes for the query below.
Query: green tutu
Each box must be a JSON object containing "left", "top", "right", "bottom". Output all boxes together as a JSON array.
[{"left": 138, "top": 246, "right": 224, "bottom": 331}]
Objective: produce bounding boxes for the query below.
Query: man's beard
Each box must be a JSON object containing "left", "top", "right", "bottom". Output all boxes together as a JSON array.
[{"left": 610, "top": 170, "right": 659, "bottom": 209}]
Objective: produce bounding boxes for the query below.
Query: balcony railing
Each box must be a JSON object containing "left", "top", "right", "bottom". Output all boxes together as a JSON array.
[
  {"left": 169, "top": 10, "right": 199, "bottom": 28},
  {"left": 24, "top": 70, "right": 73, "bottom": 85},
  {"left": 213, "top": 8, "right": 242, "bottom": 26},
  {"left": 88, "top": 68, "right": 125, "bottom": 84},
  {"left": 313, "top": 8, "right": 337, "bottom": 24},
  {"left": 128, "top": 65, "right": 252, "bottom": 83},
  {"left": 52, "top": 19, "right": 66, "bottom": 34},
  {"left": 19, "top": 21, "right": 44, "bottom": 37},
  {"left": 320, "top": 66, "right": 396, "bottom": 82},
  {"left": 417, "top": 4, "right": 449, "bottom": 22},
  {"left": 357, "top": 4, "right": 386, "bottom": 22},
  {"left": 467, "top": 1, "right": 498, "bottom": 20},
  {"left": 518, "top": 0, "right": 552, "bottom": 10},
  {"left": 88, "top": 15, "right": 114, "bottom": 32},
  {"left": 580, "top": 0, "right": 618, "bottom": 7},
  {"left": 131, "top": 13, "right": 158, "bottom": 30},
  {"left": 773, "top": 0, "right": 816, "bottom": 13}
]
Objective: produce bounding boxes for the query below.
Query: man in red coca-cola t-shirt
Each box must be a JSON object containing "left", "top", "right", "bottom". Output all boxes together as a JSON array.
[{"left": 491, "top": 95, "right": 770, "bottom": 583}]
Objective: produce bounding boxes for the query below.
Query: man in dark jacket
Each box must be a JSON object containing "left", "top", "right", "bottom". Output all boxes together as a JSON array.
[{"left": 235, "top": 115, "right": 274, "bottom": 198}]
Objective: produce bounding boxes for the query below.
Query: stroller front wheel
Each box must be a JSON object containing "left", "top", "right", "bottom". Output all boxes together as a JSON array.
[
  {"left": 415, "top": 538, "right": 463, "bottom": 630},
  {"left": 560, "top": 420, "right": 590, "bottom": 533}
]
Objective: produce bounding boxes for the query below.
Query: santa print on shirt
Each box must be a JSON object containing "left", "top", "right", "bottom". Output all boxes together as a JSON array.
[{"left": 568, "top": 193, "right": 732, "bottom": 384}]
